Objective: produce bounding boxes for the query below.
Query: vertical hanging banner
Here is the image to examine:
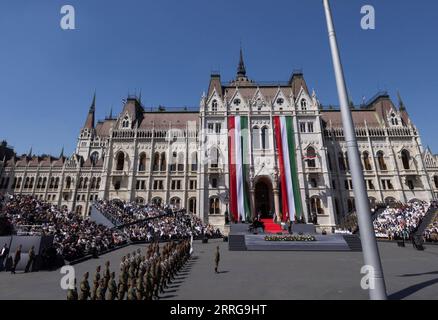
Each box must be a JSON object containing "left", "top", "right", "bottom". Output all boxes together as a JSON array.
[
  {"left": 273, "top": 116, "right": 303, "bottom": 222},
  {"left": 228, "top": 116, "right": 251, "bottom": 222}
]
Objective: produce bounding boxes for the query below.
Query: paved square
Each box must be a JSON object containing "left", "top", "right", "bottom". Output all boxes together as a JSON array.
[{"left": 0, "top": 240, "right": 437, "bottom": 300}]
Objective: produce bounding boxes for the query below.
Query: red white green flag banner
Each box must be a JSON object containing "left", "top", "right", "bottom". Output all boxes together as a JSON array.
[
  {"left": 273, "top": 116, "right": 303, "bottom": 222},
  {"left": 228, "top": 115, "right": 251, "bottom": 222}
]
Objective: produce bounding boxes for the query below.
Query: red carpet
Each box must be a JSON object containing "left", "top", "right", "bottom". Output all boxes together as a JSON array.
[{"left": 261, "top": 219, "right": 283, "bottom": 234}]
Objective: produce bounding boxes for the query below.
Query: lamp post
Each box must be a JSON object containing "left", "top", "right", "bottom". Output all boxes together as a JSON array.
[{"left": 322, "top": 0, "right": 387, "bottom": 300}]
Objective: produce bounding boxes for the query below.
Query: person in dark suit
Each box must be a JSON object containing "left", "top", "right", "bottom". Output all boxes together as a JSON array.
[
  {"left": 214, "top": 246, "right": 220, "bottom": 274},
  {"left": 0, "top": 243, "right": 9, "bottom": 271},
  {"left": 25, "top": 246, "right": 35, "bottom": 273},
  {"left": 11, "top": 244, "right": 22, "bottom": 274},
  {"left": 0, "top": 244, "right": 9, "bottom": 271}
]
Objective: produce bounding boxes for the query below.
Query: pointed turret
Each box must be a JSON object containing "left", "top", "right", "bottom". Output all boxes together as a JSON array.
[
  {"left": 397, "top": 90, "right": 406, "bottom": 111},
  {"left": 27, "top": 147, "right": 32, "bottom": 158},
  {"left": 59, "top": 146, "right": 64, "bottom": 158},
  {"left": 84, "top": 92, "right": 96, "bottom": 129},
  {"left": 237, "top": 47, "right": 246, "bottom": 78}
]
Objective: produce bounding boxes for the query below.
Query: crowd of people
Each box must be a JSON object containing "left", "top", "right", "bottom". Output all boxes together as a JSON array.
[
  {"left": 0, "top": 195, "right": 127, "bottom": 261},
  {"left": 67, "top": 240, "right": 192, "bottom": 300},
  {"left": 373, "top": 201, "right": 430, "bottom": 240},
  {"left": 423, "top": 214, "right": 438, "bottom": 242},
  {"left": 0, "top": 194, "right": 222, "bottom": 265},
  {"left": 95, "top": 200, "right": 222, "bottom": 242},
  {"left": 94, "top": 200, "right": 169, "bottom": 226}
]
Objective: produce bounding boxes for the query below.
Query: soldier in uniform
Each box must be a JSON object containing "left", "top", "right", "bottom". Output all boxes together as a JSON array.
[
  {"left": 96, "top": 279, "right": 105, "bottom": 300},
  {"left": 214, "top": 246, "right": 220, "bottom": 274},
  {"left": 79, "top": 272, "right": 90, "bottom": 300},
  {"left": 117, "top": 272, "right": 127, "bottom": 300},
  {"left": 25, "top": 246, "right": 36, "bottom": 273},
  {"left": 127, "top": 279, "right": 137, "bottom": 300},
  {"left": 135, "top": 277, "right": 144, "bottom": 300},
  {"left": 67, "top": 278, "right": 78, "bottom": 300},
  {"left": 91, "top": 265, "right": 101, "bottom": 300},
  {"left": 106, "top": 272, "right": 118, "bottom": 300},
  {"left": 143, "top": 269, "right": 152, "bottom": 301}
]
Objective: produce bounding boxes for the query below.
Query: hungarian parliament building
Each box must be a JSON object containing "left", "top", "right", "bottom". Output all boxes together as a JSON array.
[{"left": 1, "top": 52, "right": 437, "bottom": 231}]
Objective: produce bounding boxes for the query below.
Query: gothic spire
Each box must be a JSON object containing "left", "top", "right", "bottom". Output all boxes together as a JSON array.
[
  {"left": 59, "top": 146, "right": 64, "bottom": 158},
  {"left": 237, "top": 46, "right": 246, "bottom": 78},
  {"left": 397, "top": 90, "right": 406, "bottom": 111},
  {"left": 84, "top": 92, "right": 96, "bottom": 129},
  {"left": 28, "top": 146, "right": 32, "bottom": 158}
]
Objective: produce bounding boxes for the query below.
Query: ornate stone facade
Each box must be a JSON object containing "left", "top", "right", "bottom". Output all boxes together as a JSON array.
[{"left": 1, "top": 54, "right": 437, "bottom": 231}]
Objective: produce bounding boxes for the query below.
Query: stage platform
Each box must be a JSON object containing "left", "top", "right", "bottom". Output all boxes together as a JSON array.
[{"left": 228, "top": 223, "right": 362, "bottom": 252}]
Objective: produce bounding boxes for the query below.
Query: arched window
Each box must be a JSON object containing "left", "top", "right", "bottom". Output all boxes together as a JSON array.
[
  {"left": 170, "top": 152, "right": 177, "bottom": 172},
  {"left": 338, "top": 152, "right": 346, "bottom": 171},
  {"left": 377, "top": 151, "right": 387, "bottom": 171},
  {"left": 116, "top": 152, "right": 125, "bottom": 171},
  {"left": 178, "top": 152, "right": 185, "bottom": 171},
  {"left": 138, "top": 153, "right": 147, "bottom": 172},
  {"left": 136, "top": 197, "right": 145, "bottom": 204},
  {"left": 401, "top": 150, "right": 410, "bottom": 170},
  {"left": 29, "top": 177, "right": 34, "bottom": 189},
  {"left": 261, "top": 126, "right": 270, "bottom": 150},
  {"left": 347, "top": 198, "right": 356, "bottom": 213},
  {"left": 252, "top": 126, "right": 260, "bottom": 149},
  {"left": 65, "top": 176, "right": 72, "bottom": 189},
  {"left": 300, "top": 98, "right": 307, "bottom": 111},
  {"left": 90, "top": 151, "right": 99, "bottom": 166},
  {"left": 434, "top": 176, "right": 438, "bottom": 189},
  {"left": 209, "top": 197, "right": 221, "bottom": 215},
  {"left": 160, "top": 152, "right": 166, "bottom": 171},
  {"left": 78, "top": 177, "right": 84, "bottom": 189},
  {"left": 16, "top": 177, "right": 22, "bottom": 189},
  {"left": 152, "top": 197, "right": 162, "bottom": 207},
  {"left": 191, "top": 152, "right": 198, "bottom": 171},
  {"left": 209, "top": 147, "right": 220, "bottom": 168},
  {"left": 83, "top": 177, "right": 88, "bottom": 189},
  {"left": 42, "top": 177, "right": 47, "bottom": 189},
  {"left": 54, "top": 177, "right": 59, "bottom": 189},
  {"left": 37, "top": 177, "right": 42, "bottom": 189},
  {"left": 75, "top": 205, "right": 83, "bottom": 215},
  {"left": 24, "top": 177, "right": 29, "bottom": 189},
  {"left": 307, "top": 147, "right": 316, "bottom": 168},
  {"left": 212, "top": 99, "right": 218, "bottom": 112},
  {"left": 153, "top": 153, "right": 160, "bottom": 171},
  {"left": 170, "top": 197, "right": 181, "bottom": 210},
  {"left": 189, "top": 197, "right": 197, "bottom": 214},
  {"left": 49, "top": 177, "right": 55, "bottom": 189},
  {"left": 310, "top": 197, "right": 324, "bottom": 215},
  {"left": 91, "top": 177, "right": 96, "bottom": 189},
  {"left": 344, "top": 152, "right": 350, "bottom": 171},
  {"left": 363, "top": 152, "right": 372, "bottom": 171},
  {"left": 96, "top": 178, "right": 101, "bottom": 190}
]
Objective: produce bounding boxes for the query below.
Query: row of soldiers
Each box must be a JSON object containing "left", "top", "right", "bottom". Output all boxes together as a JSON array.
[{"left": 67, "top": 239, "right": 192, "bottom": 300}]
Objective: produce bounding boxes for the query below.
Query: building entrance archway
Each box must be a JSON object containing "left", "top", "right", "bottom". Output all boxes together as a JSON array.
[{"left": 254, "top": 178, "right": 274, "bottom": 218}]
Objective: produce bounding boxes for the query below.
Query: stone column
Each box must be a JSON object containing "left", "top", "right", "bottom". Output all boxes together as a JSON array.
[
  {"left": 273, "top": 169, "right": 281, "bottom": 222},
  {"left": 249, "top": 168, "right": 255, "bottom": 220}
]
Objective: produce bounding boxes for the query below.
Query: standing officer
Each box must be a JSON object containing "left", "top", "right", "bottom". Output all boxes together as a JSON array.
[
  {"left": 25, "top": 246, "right": 35, "bottom": 273},
  {"left": 106, "top": 272, "right": 118, "bottom": 300},
  {"left": 79, "top": 272, "right": 90, "bottom": 300},
  {"left": 214, "top": 246, "right": 220, "bottom": 274},
  {"left": 11, "top": 244, "right": 22, "bottom": 274},
  {"left": 91, "top": 265, "right": 101, "bottom": 300}
]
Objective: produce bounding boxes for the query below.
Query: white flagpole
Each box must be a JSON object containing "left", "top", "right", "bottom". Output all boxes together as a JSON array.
[{"left": 322, "top": 0, "right": 387, "bottom": 300}]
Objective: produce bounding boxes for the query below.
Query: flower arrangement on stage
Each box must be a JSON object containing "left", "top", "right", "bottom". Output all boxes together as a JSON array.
[{"left": 264, "top": 234, "right": 316, "bottom": 242}]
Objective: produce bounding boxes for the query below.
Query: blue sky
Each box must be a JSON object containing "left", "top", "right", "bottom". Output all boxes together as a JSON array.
[{"left": 0, "top": 0, "right": 437, "bottom": 156}]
